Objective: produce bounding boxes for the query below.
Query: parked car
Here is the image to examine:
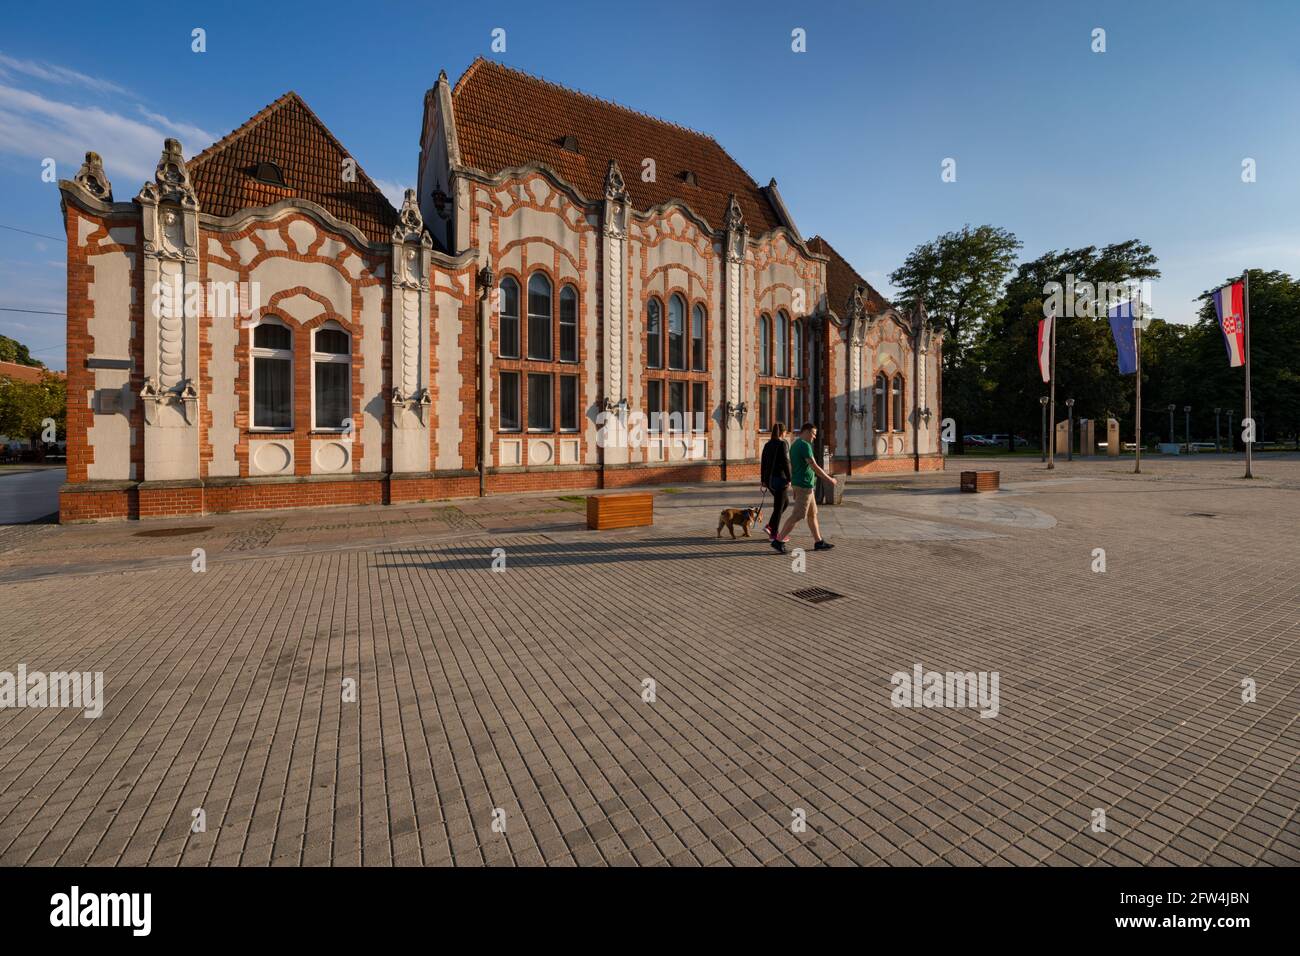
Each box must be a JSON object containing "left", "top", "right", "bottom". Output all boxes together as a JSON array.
[
  {"left": 986, "top": 434, "right": 1029, "bottom": 448},
  {"left": 962, "top": 434, "right": 991, "bottom": 446}
]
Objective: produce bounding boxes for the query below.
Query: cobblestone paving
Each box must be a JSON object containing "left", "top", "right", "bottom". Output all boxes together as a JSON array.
[{"left": 0, "top": 455, "right": 1297, "bottom": 866}]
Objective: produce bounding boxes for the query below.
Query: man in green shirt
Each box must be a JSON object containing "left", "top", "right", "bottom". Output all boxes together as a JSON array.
[{"left": 772, "top": 422, "right": 836, "bottom": 554}]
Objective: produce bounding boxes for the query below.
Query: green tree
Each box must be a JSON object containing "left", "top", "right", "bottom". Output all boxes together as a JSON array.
[
  {"left": 0, "top": 334, "right": 44, "bottom": 367},
  {"left": 0, "top": 372, "right": 65, "bottom": 455},
  {"left": 889, "top": 225, "right": 1022, "bottom": 450},
  {"left": 1188, "top": 269, "right": 1300, "bottom": 448},
  {"left": 978, "top": 240, "right": 1161, "bottom": 451}
]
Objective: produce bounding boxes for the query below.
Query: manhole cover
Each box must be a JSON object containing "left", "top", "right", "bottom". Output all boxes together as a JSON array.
[
  {"left": 790, "top": 587, "right": 845, "bottom": 604},
  {"left": 132, "top": 525, "right": 214, "bottom": 537}
]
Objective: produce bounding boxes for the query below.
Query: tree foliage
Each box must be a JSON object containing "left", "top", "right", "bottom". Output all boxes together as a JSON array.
[
  {"left": 0, "top": 334, "right": 44, "bottom": 367},
  {"left": 0, "top": 371, "right": 65, "bottom": 444}
]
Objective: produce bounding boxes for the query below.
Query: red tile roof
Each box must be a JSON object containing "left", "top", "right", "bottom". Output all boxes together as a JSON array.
[
  {"left": 806, "top": 236, "right": 891, "bottom": 316},
  {"left": 0, "top": 360, "right": 61, "bottom": 383},
  {"left": 451, "top": 58, "right": 783, "bottom": 234},
  {"left": 187, "top": 92, "right": 398, "bottom": 244}
]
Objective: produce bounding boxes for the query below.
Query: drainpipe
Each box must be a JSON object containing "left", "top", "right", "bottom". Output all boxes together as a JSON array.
[
  {"left": 845, "top": 322, "right": 853, "bottom": 479},
  {"left": 478, "top": 264, "right": 493, "bottom": 497},
  {"left": 912, "top": 329, "right": 921, "bottom": 472}
]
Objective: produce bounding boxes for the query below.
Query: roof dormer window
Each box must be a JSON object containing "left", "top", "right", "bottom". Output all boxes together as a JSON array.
[
  {"left": 252, "top": 161, "right": 286, "bottom": 186},
  {"left": 680, "top": 170, "right": 697, "bottom": 186},
  {"left": 559, "top": 134, "right": 579, "bottom": 153}
]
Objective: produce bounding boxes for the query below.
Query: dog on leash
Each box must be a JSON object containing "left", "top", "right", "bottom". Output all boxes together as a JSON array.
[{"left": 717, "top": 506, "right": 763, "bottom": 539}]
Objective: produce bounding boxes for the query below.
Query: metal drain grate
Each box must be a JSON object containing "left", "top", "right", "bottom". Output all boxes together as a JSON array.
[
  {"left": 790, "top": 587, "right": 845, "bottom": 604},
  {"left": 1185, "top": 512, "right": 1218, "bottom": 518},
  {"left": 133, "top": 526, "right": 214, "bottom": 537}
]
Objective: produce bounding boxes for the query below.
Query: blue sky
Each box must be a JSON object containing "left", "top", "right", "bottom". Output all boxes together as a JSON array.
[{"left": 2, "top": 0, "right": 1296, "bottom": 370}]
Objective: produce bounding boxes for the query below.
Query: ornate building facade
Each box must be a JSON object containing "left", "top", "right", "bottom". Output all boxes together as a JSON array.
[{"left": 58, "top": 58, "right": 942, "bottom": 521}]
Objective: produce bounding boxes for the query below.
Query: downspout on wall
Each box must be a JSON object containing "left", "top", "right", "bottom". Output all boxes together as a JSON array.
[{"left": 478, "top": 264, "right": 492, "bottom": 496}]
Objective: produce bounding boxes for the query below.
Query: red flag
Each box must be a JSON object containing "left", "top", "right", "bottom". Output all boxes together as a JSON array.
[{"left": 1037, "top": 311, "right": 1053, "bottom": 383}]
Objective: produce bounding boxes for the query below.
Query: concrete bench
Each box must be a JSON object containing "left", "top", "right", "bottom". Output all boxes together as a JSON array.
[
  {"left": 586, "top": 492, "right": 653, "bottom": 530},
  {"left": 960, "top": 470, "right": 1000, "bottom": 493}
]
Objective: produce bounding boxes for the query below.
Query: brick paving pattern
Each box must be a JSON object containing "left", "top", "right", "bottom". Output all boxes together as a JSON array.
[{"left": 0, "top": 455, "right": 1297, "bottom": 866}]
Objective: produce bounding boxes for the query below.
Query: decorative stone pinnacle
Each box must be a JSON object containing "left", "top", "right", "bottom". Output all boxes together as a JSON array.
[{"left": 73, "top": 151, "right": 113, "bottom": 202}]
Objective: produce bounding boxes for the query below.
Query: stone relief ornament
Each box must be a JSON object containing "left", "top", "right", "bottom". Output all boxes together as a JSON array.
[
  {"left": 724, "top": 193, "right": 744, "bottom": 234},
  {"left": 393, "top": 188, "right": 427, "bottom": 245},
  {"left": 73, "top": 151, "right": 112, "bottom": 202},
  {"left": 604, "top": 159, "right": 626, "bottom": 200}
]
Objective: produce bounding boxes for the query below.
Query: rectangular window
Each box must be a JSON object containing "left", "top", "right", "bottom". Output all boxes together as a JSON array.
[
  {"left": 775, "top": 387, "right": 789, "bottom": 431},
  {"left": 647, "top": 380, "right": 663, "bottom": 432},
  {"left": 528, "top": 373, "right": 553, "bottom": 431},
  {"left": 499, "top": 279, "right": 520, "bottom": 358},
  {"left": 691, "top": 382, "right": 706, "bottom": 432},
  {"left": 758, "top": 385, "right": 770, "bottom": 432},
  {"left": 691, "top": 307, "right": 705, "bottom": 371},
  {"left": 669, "top": 381, "right": 686, "bottom": 432},
  {"left": 559, "top": 288, "right": 578, "bottom": 362},
  {"left": 253, "top": 356, "right": 292, "bottom": 429},
  {"left": 314, "top": 361, "right": 349, "bottom": 429},
  {"left": 792, "top": 388, "right": 803, "bottom": 428},
  {"left": 527, "top": 280, "right": 552, "bottom": 361},
  {"left": 499, "top": 371, "right": 520, "bottom": 431},
  {"left": 560, "top": 375, "right": 579, "bottom": 432},
  {"left": 500, "top": 311, "right": 519, "bottom": 358}
]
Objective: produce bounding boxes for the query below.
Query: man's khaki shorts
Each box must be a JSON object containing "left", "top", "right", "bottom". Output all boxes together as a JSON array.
[{"left": 791, "top": 485, "right": 817, "bottom": 521}]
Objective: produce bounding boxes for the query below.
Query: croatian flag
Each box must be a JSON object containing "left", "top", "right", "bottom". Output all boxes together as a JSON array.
[
  {"left": 1211, "top": 281, "right": 1246, "bottom": 367},
  {"left": 1037, "top": 310, "right": 1053, "bottom": 383},
  {"left": 1107, "top": 299, "right": 1138, "bottom": 375}
]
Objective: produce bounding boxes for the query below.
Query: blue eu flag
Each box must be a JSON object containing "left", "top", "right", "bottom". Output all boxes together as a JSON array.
[{"left": 1107, "top": 300, "right": 1138, "bottom": 375}]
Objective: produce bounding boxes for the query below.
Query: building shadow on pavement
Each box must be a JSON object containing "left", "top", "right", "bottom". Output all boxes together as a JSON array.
[{"left": 377, "top": 536, "right": 778, "bottom": 570}]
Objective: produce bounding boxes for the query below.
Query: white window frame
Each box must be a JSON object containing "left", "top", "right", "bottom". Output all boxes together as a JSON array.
[{"left": 250, "top": 316, "right": 293, "bottom": 432}]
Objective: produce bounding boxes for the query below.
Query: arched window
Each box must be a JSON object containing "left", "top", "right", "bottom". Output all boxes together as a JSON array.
[
  {"left": 775, "top": 310, "right": 789, "bottom": 377},
  {"left": 667, "top": 294, "right": 686, "bottom": 370},
  {"left": 312, "top": 323, "right": 351, "bottom": 430},
  {"left": 691, "top": 304, "right": 706, "bottom": 371},
  {"left": 891, "top": 374, "right": 905, "bottom": 432},
  {"left": 526, "top": 272, "right": 552, "bottom": 361},
  {"left": 646, "top": 298, "right": 663, "bottom": 368},
  {"left": 791, "top": 320, "right": 802, "bottom": 379},
  {"left": 251, "top": 317, "right": 292, "bottom": 429},
  {"left": 498, "top": 276, "right": 520, "bottom": 358},
  {"left": 559, "top": 285, "right": 578, "bottom": 362},
  {"left": 874, "top": 372, "right": 888, "bottom": 432},
  {"left": 759, "top": 314, "right": 771, "bottom": 376}
]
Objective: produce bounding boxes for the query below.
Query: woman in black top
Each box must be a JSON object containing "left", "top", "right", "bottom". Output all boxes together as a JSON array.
[{"left": 760, "top": 422, "right": 791, "bottom": 540}]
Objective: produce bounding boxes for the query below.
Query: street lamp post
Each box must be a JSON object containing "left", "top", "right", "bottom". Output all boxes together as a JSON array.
[
  {"left": 1214, "top": 407, "right": 1221, "bottom": 453},
  {"left": 1040, "top": 396, "right": 1049, "bottom": 463},
  {"left": 1065, "top": 399, "right": 1075, "bottom": 461},
  {"left": 1184, "top": 405, "right": 1192, "bottom": 453}
]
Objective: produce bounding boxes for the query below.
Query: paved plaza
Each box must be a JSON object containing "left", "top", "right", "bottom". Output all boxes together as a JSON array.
[{"left": 0, "top": 455, "right": 1296, "bottom": 866}]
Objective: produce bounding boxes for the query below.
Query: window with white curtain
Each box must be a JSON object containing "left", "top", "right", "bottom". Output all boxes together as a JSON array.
[
  {"left": 312, "top": 325, "right": 350, "bottom": 430},
  {"left": 252, "top": 318, "right": 292, "bottom": 429}
]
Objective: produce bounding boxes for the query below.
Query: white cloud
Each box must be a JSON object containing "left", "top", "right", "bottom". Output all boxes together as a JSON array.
[
  {"left": 0, "top": 84, "right": 215, "bottom": 186},
  {"left": 372, "top": 177, "right": 411, "bottom": 210},
  {"left": 0, "top": 52, "right": 129, "bottom": 96}
]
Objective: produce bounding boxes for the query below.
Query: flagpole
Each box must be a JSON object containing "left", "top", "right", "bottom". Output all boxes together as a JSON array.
[
  {"left": 1134, "top": 290, "right": 1142, "bottom": 474},
  {"left": 1047, "top": 308, "right": 1056, "bottom": 470},
  {"left": 1243, "top": 269, "right": 1253, "bottom": 479}
]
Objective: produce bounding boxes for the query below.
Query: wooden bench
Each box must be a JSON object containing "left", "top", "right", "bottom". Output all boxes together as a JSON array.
[
  {"left": 960, "top": 470, "right": 1000, "bottom": 493},
  {"left": 586, "top": 492, "right": 653, "bottom": 530}
]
